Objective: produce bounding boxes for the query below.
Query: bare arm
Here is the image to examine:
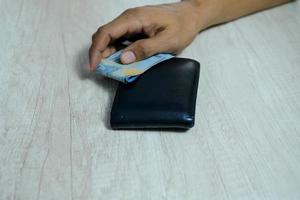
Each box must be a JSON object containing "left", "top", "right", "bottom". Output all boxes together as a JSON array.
[
  {"left": 188, "top": 0, "right": 294, "bottom": 28},
  {"left": 89, "top": 0, "right": 294, "bottom": 69}
]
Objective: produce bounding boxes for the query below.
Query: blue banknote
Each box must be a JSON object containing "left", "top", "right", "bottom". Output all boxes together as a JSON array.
[{"left": 96, "top": 50, "right": 174, "bottom": 83}]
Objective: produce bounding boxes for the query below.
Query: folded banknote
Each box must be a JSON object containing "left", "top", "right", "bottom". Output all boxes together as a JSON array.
[{"left": 96, "top": 50, "right": 174, "bottom": 83}]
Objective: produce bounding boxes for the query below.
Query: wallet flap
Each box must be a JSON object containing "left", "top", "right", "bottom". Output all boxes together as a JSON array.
[{"left": 110, "top": 58, "right": 200, "bottom": 129}]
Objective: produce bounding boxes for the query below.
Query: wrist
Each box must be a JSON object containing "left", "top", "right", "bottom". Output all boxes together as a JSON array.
[{"left": 182, "top": 0, "right": 222, "bottom": 31}]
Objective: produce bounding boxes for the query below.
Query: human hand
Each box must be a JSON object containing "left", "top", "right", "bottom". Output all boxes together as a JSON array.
[
  {"left": 89, "top": 0, "right": 293, "bottom": 70},
  {"left": 89, "top": 1, "right": 209, "bottom": 70}
]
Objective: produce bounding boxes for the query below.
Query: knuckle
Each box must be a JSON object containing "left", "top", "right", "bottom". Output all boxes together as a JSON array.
[
  {"left": 139, "top": 16, "right": 151, "bottom": 28},
  {"left": 92, "top": 33, "right": 96, "bottom": 41},
  {"left": 97, "top": 26, "right": 108, "bottom": 36},
  {"left": 92, "top": 25, "right": 110, "bottom": 44},
  {"left": 123, "top": 8, "right": 135, "bottom": 15},
  {"left": 123, "top": 7, "right": 142, "bottom": 16}
]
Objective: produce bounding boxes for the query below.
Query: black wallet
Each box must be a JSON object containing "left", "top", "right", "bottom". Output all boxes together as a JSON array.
[{"left": 110, "top": 58, "right": 200, "bottom": 130}]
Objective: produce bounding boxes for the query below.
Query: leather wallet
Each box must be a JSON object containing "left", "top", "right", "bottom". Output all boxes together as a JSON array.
[{"left": 110, "top": 58, "right": 200, "bottom": 130}]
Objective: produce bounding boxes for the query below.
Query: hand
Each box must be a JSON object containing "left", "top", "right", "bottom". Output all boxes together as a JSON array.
[
  {"left": 89, "top": 1, "right": 207, "bottom": 70},
  {"left": 89, "top": 0, "right": 293, "bottom": 70}
]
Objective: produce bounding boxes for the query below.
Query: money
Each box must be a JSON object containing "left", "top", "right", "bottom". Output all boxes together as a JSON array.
[{"left": 96, "top": 50, "right": 174, "bottom": 83}]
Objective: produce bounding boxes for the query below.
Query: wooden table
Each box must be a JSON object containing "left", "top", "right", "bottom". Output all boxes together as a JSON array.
[{"left": 1, "top": 0, "right": 300, "bottom": 199}]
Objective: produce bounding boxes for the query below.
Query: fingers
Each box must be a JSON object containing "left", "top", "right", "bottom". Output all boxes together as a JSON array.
[
  {"left": 89, "top": 9, "right": 143, "bottom": 70},
  {"left": 120, "top": 30, "right": 177, "bottom": 64},
  {"left": 89, "top": 46, "right": 116, "bottom": 70},
  {"left": 102, "top": 46, "right": 116, "bottom": 58}
]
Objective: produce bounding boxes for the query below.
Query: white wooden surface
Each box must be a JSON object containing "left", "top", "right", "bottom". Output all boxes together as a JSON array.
[{"left": 1, "top": 0, "right": 300, "bottom": 199}]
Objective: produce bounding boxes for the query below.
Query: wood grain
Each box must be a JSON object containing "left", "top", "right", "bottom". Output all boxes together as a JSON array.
[{"left": 0, "top": 0, "right": 300, "bottom": 199}]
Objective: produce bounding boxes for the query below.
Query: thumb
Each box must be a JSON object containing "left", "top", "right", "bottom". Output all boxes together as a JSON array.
[{"left": 120, "top": 32, "right": 173, "bottom": 64}]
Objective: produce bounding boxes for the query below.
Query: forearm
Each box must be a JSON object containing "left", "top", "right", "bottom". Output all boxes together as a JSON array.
[{"left": 184, "top": 0, "right": 294, "bottom": 30}]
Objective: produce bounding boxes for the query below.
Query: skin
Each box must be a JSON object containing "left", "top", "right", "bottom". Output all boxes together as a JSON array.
[{"left": 89, "top": 0, "right": 294, "bottom": 70}]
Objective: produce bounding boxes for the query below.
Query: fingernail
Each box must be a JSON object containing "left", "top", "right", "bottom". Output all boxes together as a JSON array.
[{"left": 121, "top": 51, "right": 136, "bottom": 64}]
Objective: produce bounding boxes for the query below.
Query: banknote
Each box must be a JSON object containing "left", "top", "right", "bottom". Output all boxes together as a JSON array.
[{"left": 96, "top": 50, "right": 174, "bottom": 83}]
